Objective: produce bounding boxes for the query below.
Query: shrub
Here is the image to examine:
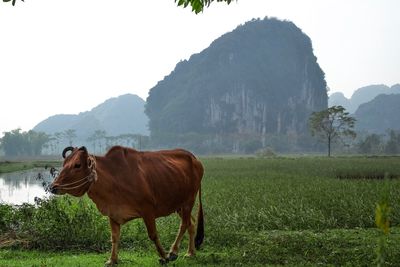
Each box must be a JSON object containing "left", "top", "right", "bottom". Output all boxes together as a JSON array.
[{"left": 255, "top": 147, "right": 276, "bottom": 157}]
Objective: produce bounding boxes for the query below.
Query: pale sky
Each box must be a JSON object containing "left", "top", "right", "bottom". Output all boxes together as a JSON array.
[{"left": 0, "top": 0, "right": 399, "bottom": 135}]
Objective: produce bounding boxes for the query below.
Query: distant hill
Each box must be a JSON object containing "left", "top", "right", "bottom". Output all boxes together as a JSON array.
[
  {"left": 146, "top": 17, "right": 327, "bottom": 153},
  {"left": 329, "top": 92, "right": 351, "bottom": 110},
  {"left": 33, "top": 94, "right": 149, "bottom": 140},
  {"left": 354, "top": 94, "right": 400, "bottom": 133},
  {"left": 329, "top": 84, "right": 400, "bottom": 113}
]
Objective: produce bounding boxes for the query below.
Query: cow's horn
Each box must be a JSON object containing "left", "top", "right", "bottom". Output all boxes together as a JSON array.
[
  {"left": 62, "top": 146, "right": 74, "bottom": 158},
  {"left": 78, "top": 146, "right": 87, "bottom": 152}
]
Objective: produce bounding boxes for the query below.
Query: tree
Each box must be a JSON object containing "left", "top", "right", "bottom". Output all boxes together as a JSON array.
[
  {"left": 26, "top": 130, "right": 50, "bottom": 156},
  {"left": 0, "top": 129, "right": 49, "bottom": 156},
  {"left": 63, "top": 129, "right": 77, "bottom": 147},
  {"left": 309, "top": 105, "right": 356, "bottom": 157},
  {"left": 358, "top": 133, "right": 383, "bottom": 154},
  {"left": 54, "top": 132, "right": 64, "bottom": 154},
  {"left": 175, "top": 0, "right": 234, "bottom": 14},
  {"left": 384, "top": 130, "right": 400, "bottom": 155},
  {"left": 2, "top": 0, "right": 23, "bottom": 6},
  {"left": 94, "top": 130, "right": 107, "bottom": 153}
]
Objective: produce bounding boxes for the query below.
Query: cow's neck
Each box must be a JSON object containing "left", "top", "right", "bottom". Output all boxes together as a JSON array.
[{"left": 86, "top": 155, "right": 117, "bottom": 215}]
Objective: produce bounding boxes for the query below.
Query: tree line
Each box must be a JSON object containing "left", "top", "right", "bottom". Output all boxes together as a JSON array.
[
  {"left": 358, "top": 130, "right": 400, "bottom": 155},
  {"left": 0, "top": 129, "right": 48, "bottom": 157},
  {"left": 1, "top": 106, "right": 399, "bottom": 157},
  {"left": 0, "top": 129, "right": 149, "bottom": 157}
]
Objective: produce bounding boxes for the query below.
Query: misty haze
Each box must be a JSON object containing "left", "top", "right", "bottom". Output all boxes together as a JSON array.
[{"left": 0, "top": 1, "right": 399, "bottom": 266}]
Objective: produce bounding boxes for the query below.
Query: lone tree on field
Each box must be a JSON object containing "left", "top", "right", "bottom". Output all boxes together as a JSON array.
[{"left": 309, "top": 105, "right": 356, "bottom": 157}]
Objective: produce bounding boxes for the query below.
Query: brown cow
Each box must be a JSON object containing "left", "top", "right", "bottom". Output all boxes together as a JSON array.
[{"left": 49, "top": 146, "right": 204, "bottom": 265}]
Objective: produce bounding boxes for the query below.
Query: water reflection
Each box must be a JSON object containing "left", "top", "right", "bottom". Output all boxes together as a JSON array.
[{"left": 0, "top": 168, "right": 54, "bottom": 205}]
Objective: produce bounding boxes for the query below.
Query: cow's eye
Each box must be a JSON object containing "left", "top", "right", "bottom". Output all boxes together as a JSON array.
[{"left": 74, "top": 163, "right": 81, "bottom": 169}]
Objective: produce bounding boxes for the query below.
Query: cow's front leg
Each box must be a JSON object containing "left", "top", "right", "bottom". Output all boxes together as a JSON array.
[
  {"left": 106, "top": 218, "right": 121, "bottom": 266},
  {"left": 143, "top": 215, "right": 168, "bottom": 264}
]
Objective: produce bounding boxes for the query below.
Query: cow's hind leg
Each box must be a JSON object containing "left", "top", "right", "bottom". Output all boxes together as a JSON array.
[
  {"left": 143, "top": 215, "right": 168, "bottom": 264},
  {"left": 186, "top": 214, "right": 196, "bottom": 257},
  {"left": 168, "top": 210, "right": 187, "bottom": 261},
  {"left": 181, "top": 202, "right": 197, "bottom": 258}
]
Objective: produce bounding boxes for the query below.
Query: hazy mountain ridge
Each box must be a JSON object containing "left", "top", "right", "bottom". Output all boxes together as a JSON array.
[
  {"left": 33, "top": 94, "right": 149, "bottom": 139},
  {"left": 329, "top": 84, "right": 400, "bottom": 113},
  {"left": 354, "top": 93, "right": 400, "bottom": 133}
]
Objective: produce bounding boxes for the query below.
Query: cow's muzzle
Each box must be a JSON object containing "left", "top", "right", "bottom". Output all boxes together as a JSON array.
[{"left": 49, "top": 184, "right": 59, "bottom": 194}]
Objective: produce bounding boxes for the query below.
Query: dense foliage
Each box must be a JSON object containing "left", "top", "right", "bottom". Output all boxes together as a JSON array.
[
  {"left": 175, "top": 0, "right": 234, "bottom": 13},
  {"left": 0, "top": 129, "right": 49, "bottom": 157},
  {"left": 146, "top": 18, "right": 327, "bottom": 153},
  {"left": 357, "top": 130, "right": 400, "bottom": 155}
]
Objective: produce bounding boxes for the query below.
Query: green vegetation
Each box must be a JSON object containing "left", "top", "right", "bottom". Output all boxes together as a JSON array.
[
  {"left": 357, "top": 130, "right": 400, "bottom": 155},
  {"left": 309, "top": 105, "right": 356, "bottom": 157},
  {"left": 1, "top": 156, "right": 400, "bottom": 266},
  {"left": 176, "top": 0, "right": 234, "bottom": 14},
  {"left": 0, "top": 161, "right": 59, "bottom": 174},
  {"left": 0, "top": 129, "right": 50, "bottom": 157}
]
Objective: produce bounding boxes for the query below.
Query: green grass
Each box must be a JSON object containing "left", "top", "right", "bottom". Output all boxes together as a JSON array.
[
  {"left": 1, "top": 228, "right": 400, "bottom": 266},
  {"left": 0, "top": 161, "right": 60, "bottom": 174},
  {"left": 1, "top": 156, "right": 400, "bottom": 266}
]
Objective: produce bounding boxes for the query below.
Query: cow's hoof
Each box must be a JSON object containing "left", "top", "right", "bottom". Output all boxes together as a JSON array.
[
  {"left": 168, "top": 252, "right": 178, "bottom": 261},
  {"left": 159, "top": 258, "right": 169, "bottom": 265},
  {"left": 184, "top": 252, "right": 195, "bottom": 258},
  {"left": 105, "top": 259, "right": 118, "bottom": 266}
]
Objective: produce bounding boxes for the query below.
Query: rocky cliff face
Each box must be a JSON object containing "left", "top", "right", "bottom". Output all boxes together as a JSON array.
[
  {"left": 146, "top": 18, "right": 327, "bottom": 152},
  {"left": 205, "top": 65, "right": 325, "bottom": 137}
]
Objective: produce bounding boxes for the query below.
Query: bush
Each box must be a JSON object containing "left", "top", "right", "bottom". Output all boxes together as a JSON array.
[
  {"left": 0, "top": 204, "right": 14, "bottom": 233},
  {"left": 255, "top": 147, "right": 276, "bottom": 157},
  {"left": 0, "top": 196, "right": 110, "bottom": 250}
]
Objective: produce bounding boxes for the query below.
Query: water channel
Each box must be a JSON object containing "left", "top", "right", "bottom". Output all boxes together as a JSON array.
[{"left": 0, "top": 168, "right": 54, "bottom": 205}]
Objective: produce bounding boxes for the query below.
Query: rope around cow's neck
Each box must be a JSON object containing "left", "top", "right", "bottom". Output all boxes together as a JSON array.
[{"left": 56, "top": 155, "right": 98, "bottom": 191}]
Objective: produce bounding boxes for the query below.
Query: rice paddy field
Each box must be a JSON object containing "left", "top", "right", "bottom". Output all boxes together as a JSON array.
[{"left": 1, "top": 156, "right": 400, "bottom": 266}]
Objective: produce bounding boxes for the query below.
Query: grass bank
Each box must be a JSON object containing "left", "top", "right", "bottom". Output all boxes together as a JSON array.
[{"left": 0, "top": 161, "right": 60, "bottom": 174}]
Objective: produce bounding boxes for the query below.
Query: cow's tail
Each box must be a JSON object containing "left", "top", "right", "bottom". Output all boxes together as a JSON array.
[{"left": 194, "top": 185, "right": 204, "bottom": 250}]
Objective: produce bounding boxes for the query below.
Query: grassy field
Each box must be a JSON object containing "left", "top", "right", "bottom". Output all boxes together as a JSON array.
[
  {"left": 1, "top": 156, "right": 400, "bottom": 266},
  {"left": 0, "top": 161, "right": 59, "bottom": 174}
]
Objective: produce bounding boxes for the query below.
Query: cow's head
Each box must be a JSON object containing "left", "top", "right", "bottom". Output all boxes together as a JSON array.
[{"left": 50, "top": 146, "right": 97, "bottom": 197}]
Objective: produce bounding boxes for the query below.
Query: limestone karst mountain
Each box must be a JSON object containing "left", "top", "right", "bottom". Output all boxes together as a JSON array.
[{"left": 146, "top": 18, "right": 327, "bottom": 152}]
